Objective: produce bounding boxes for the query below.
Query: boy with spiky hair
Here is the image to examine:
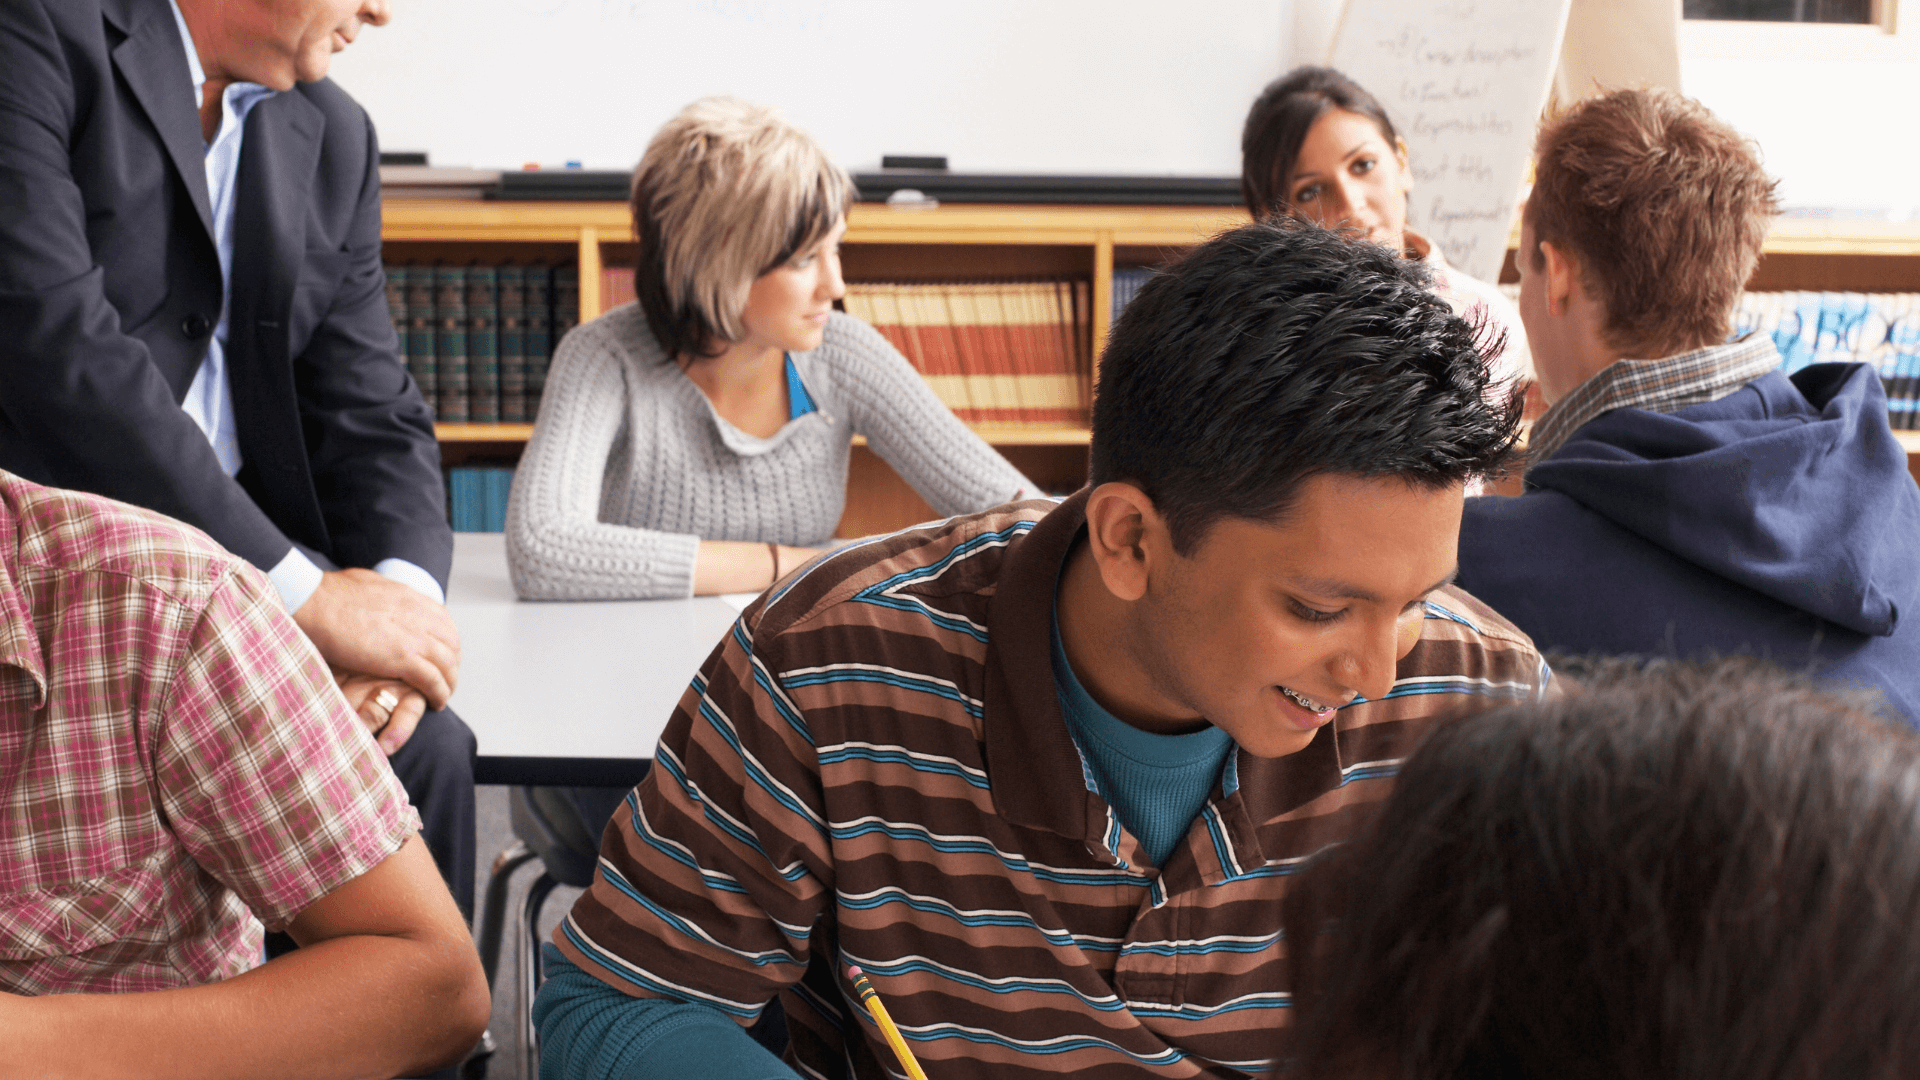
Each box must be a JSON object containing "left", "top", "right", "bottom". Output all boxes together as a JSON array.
[{"left": 537, "top": 220, "right": 1549, "bottom": 1080}]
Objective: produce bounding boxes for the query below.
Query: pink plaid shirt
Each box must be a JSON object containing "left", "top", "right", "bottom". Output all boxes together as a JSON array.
[{"left": 0, "top": 471, "right": 418, "bottom": 994}]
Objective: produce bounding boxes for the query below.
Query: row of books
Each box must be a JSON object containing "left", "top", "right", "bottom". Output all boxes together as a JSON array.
[
  {"left": 383, "top": 265, "right": 581, "bottom": 423},
  {"left": 1728, "top": 292, "right": 1920, "bottom": 427},
  {"left": 601, "top": 270, "right": 1094, "bottom": 425},
  {"left": 448, "top": 465, "right": 515, "bottom": 532},
  {"left": 843, "top": 281, "right": 1092, "bottom": 424}
]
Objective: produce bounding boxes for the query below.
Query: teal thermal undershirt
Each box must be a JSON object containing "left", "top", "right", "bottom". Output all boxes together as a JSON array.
[{"left": 1049, "top": 608, "right": 1233, "bottom": 868}]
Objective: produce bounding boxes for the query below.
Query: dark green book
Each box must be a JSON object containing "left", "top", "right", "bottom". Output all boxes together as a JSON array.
[
  {"left": 434, "top": 266, "right": 469, "bottom": 423},
  {"left": 404, "top": 266, "right": 437, "bottom": 414},
  {"left": 525, "top": 266, "right": 553, "bottom": 418},
  {"left": 466, "top": 266, "right": 500, "bottom": 423},
  {"left": 497, "top": 266, "right": 528, "bottom": 423},
  {"left": 541, "top": 266, "right": 579, "bottom": 417}
]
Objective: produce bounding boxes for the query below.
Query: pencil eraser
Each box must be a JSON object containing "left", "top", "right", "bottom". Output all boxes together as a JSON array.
[{"left": 847, "top": 965, "right": 864, "bottom": 977}]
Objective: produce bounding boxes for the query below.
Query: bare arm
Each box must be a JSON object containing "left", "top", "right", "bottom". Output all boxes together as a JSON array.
[
  {"left": 0, "top": 835, "right": 488, "bottom": 1080},
  {"left": 694, "top": 540, "right": 823, "bottom": 594}
]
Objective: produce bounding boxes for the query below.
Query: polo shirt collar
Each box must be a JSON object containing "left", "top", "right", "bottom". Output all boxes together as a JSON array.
[{"left": 981, "top": 489, "right": 1343, "bottom": 861}]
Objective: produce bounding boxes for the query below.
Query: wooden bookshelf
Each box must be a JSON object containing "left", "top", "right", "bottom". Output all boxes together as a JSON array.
[{"left": 392, "top": 200, "right": 1920, "bottom": 528}]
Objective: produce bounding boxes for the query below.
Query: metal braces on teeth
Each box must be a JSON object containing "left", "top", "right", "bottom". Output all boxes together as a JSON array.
[{"left": 1280, "top": 685, "right": 1332, "bottom": 713}]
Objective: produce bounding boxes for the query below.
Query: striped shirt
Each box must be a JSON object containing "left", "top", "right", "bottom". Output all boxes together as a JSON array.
[
  {"left": 0, "top": 471, "right": 417, "bottom": 994},
  {"left": 557, "top": 492, "right": 1550, "bottom": 1079},
  {"left": 1528, "top": 336, "right": 1783, "bottom": 464}
]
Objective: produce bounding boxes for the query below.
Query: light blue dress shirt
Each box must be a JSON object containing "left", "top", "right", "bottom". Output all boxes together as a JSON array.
[{"left": 167, "top": 2, "right": 443, "bottom": 610}]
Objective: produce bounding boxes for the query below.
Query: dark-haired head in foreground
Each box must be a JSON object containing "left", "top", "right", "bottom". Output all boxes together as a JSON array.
[
  {"left": 1061, "top": 218, "right": 1522, "bottom": 760},
  {"left": 1281, "top": 657, "right": 1920, "bottom": 1080}
]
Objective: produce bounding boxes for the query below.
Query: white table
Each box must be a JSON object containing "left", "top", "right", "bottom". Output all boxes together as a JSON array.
[{"left": 445, "top": 534, "right": 741, "bottom": 785}]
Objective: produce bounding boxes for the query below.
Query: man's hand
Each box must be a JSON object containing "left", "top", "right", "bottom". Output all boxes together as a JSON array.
[
  {"left": 335, "top": 670, "right": 429, "bottom": 756},
  {"left": 294, "top": 568, "right": 460, "bottom": 709}
]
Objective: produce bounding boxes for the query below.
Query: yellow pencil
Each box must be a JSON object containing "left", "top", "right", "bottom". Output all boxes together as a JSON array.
[{"left": 849, "top": 965, "right": 931, "bottom": 1080}]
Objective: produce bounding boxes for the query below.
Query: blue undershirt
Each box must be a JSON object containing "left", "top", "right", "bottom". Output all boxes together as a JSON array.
[
  {"left": 1049, "top": 610, "right": 1233, "bottom": 867},
  {"left": 166, "top": 0, "right": 443, "bottom": 610},
  {"left": 785, "top": 354, "right": 816, "bottom": 420},
  {"left": 532, "top": 559, "right": 1232, "bottom": 1080}
]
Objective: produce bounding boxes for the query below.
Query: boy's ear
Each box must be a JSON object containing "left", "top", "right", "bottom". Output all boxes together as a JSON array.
[
  {"left": 1540, "top": 239, "right": 1580, "bottom": 318},
  {"left": 1082, "top": 482, "right": 1166, "bottom": 604}
]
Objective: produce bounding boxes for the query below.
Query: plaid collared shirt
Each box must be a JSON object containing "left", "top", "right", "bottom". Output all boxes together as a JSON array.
[
  {"left": 1528, "top": 336, "right": 1783, "bottom": 465},
  {"left": 0, "top": 472, "right": 418, "bottom": 995}
]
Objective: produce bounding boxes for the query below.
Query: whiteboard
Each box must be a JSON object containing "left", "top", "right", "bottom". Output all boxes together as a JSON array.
[
  {"left": 327, "top": 0, "right": 1292, "bottom": 178},
  {"left": 1329, "top": 0, "right": 1572, "bottom": 282}
]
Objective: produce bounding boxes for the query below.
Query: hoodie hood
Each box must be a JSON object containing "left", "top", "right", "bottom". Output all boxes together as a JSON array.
[{"left": 1527, "top": 363, "right": 1920, "bottom": 637}]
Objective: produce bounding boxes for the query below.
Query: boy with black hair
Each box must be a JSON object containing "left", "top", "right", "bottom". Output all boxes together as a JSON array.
[
  {"left": 534, "top": 220, "right": 1551, "bottom": 1080},
  {"left": 1284, "top": 658, "right": 1920, "bottom": 1080}
]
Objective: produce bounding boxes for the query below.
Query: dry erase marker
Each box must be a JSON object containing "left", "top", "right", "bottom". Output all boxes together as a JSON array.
[{"left": 849, "top": 965, "right": 930, "bottom": 1080}]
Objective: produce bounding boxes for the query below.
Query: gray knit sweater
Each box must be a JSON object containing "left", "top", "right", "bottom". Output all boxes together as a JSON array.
[{"left": 505, "top": 304, "right": 1037, "bottom": 600}]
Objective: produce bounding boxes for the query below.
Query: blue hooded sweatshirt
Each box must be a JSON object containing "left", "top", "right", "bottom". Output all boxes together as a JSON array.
[{"left": 1458, "top": 363, "right": 1920, "bottom": 722}]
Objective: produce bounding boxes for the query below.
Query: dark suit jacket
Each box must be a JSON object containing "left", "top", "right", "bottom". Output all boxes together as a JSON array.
[{"left": 0, "top": 0, "right": 450, "bottom": 585}]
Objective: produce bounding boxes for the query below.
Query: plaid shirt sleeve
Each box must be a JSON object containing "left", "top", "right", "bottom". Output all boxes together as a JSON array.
[{"left": 150, "top": 562, "right": 419, "bottom": 931}]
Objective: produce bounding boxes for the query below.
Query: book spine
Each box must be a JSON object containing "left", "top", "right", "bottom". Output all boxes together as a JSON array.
[
  {"left": 404, "top": 267, "right": 438, "bottom": 415},
  {"left": 922, "top": 286, "right": 977, "bottom": 421},
  {"left": 1055, "top": 280, "right": 1087, "bottom": 423},
  {"left": 484, "top": 466, "right": 514, "bottom": 532},
  {"left": 1073, "top": 279, "right": 1092, "bottom": 398},
  {"left": 1881, "top": 295, "right": 1912, "bottom": 430},
  {"left": 552, "top": 267, "right": 581, "bottom": 344},
  {"left": 1022, "top": 281, "right": 1081, "bottom": 424},
  {"left": 525, "top": 266, "right": 554, "bottom": 420},
  {"left": 467, "top": 266, "right": 501, "bottom": 423},
  {"left": 602, "top": 267, "right": 637, "bottom": 310},
  {"left": 448, "top": 467, "right": 472, "bottom": 532},
  {"left": 954, "top": 284, "right": 1024, "bottom": 425},
  {"left": 497, "top": 266, "right": 528, "bottom": 423},
  {"left": 541, "top": 266, "right": 579, "bottom": 417},
  {"left": 434, "top": 266, "right": 470, "bottom": 422},
  {"left": 977, "top": 282, "right": 1031, "bottom": 425}
]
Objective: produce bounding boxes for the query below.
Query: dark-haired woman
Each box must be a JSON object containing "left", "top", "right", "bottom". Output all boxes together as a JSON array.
[
  {"left": 506, "top": 97, "right": 1035, "bottom": 601},
  {"left": 1242, "top": 66, "right": 1531, "bottom": 397}
]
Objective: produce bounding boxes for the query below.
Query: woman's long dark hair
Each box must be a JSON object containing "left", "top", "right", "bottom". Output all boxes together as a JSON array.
[
  {"left": 1241, "top": 66, "right": 1400, "bottom": 221},
  {"left": 1280, "top": 657, "right": 1920, "bottom": 1080}
]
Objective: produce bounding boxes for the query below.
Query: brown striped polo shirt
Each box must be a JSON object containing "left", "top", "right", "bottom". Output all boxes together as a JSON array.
[{"left": 556, "top": 490, "right": 1550, "bottom": 1079}]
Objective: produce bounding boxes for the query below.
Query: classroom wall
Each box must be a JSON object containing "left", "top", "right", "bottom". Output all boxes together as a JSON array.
[
  {"left": 327, "top": 0, "right": 1293, "bottom": 176},
  {"left": 1684, "top": 50, "right": 1920, "bottom": 218},
  {"left": 333, "top": 0, "right": 1916, "bottom": 217},
  {"left": 1289, "top": 0, "right": 1915, "bottom": 218}
]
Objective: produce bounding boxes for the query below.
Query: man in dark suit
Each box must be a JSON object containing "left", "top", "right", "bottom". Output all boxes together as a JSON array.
[{"left": 0, "top": 0, "right": 478, "bottom": 920}]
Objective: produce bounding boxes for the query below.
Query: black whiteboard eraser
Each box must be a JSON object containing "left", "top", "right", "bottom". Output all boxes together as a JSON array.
[{"left": 881, "top": 155, "right": 948, "bottom": 171}]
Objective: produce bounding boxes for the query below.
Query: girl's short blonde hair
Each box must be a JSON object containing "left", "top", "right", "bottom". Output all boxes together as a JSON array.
[{"left": 630, "top": 97, "right": 853, "bottom": 361}]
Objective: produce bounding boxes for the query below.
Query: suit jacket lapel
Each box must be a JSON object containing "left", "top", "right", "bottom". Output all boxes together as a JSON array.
[
  {"left": 230, "top": 91, "right": 322, "bottom": 334},
  {"left": 104, "top": 0, "right": 214, "bottom": 243},
  {"left": 228, "top": 90, "right": 330, "bottom": 553}
]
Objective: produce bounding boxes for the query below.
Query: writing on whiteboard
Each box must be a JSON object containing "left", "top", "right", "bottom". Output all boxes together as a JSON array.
[{"left": 1329, "top": 0, "right": 1571, "bottom": 282}]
